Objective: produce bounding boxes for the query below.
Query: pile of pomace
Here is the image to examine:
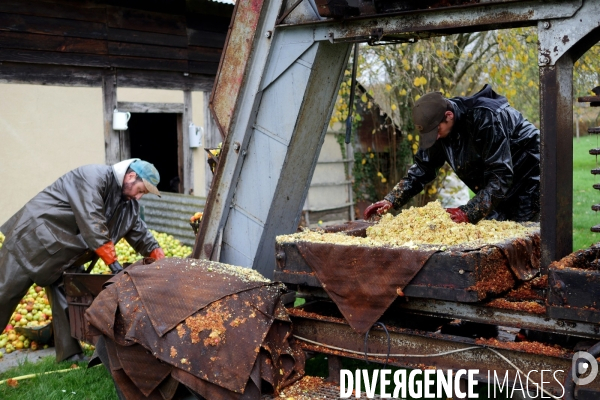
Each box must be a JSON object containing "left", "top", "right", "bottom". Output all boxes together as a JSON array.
[
  {"left": 277, "top": 201, "right": 537, "bottom": 249},
  {"left": 0, "top": 230, "right": 192, "bottom": 356}
]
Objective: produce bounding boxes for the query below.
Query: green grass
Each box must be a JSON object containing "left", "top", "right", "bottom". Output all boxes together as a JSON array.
[
  {"left": 573, "top": 135, "right": 600, "bottom": 250},
  {"left": 0, "top": 355, "right": 117, "bottom": 400}
]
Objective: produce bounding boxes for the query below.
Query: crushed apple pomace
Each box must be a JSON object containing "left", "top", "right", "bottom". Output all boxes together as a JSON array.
[{"left": 277, "top": 201, "right": 537, "bottom": 248}]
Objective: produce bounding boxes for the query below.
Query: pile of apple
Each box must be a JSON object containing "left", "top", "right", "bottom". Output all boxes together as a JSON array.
[
  {"left": 88, "top": 229, "right": 192, "bottom": 273},
  {"left": 0, "top": 230, "right": 192, "bottom": 357},
  {"left": 0, "top": 284, "right": 51, "bottom": 357}
]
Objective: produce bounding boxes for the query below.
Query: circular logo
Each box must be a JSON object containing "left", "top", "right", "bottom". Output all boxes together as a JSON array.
[{"left": 572, "top": 351, "right": 599, "bottom": 386}]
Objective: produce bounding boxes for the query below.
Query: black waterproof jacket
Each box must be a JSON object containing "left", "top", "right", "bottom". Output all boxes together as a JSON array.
[
  {"left": 0, "top": 161, "right": 159, "bottom": 286},
  {"left": 384, "top": 85, "right": 540, "bottom": 223}
]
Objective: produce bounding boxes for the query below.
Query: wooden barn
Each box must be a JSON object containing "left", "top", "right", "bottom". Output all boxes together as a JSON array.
[{"left": 0, "top": 0, "right": 234, "bottom": 240}]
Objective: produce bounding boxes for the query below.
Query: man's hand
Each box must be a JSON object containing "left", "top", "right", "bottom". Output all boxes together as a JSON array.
[
  {"left": 149, "top": 248, "right": 166, "bottom": 260},
  {"left": 364, "top": 200, "right": 393, "bottom": 220},
  {"left": 446, "top": 207, "right": 469, "bottom": 223},
  {"left": 108, "top": 261, "right": 123, "bottom": 274}
]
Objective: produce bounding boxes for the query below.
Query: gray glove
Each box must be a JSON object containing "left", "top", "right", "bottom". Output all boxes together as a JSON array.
[{"left": 108, "top": 260, "right": 123, "bottom": 274}]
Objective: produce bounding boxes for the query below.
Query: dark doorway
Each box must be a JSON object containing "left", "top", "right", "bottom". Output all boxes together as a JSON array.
[{"left": 128, "top": 113, "right": 180, "bottom": 193}]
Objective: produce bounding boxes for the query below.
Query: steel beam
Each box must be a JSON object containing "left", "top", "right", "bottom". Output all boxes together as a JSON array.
[
  {"left": 297, "top": 287, "right": 600, "bottom": 339},
  {"left": 195, "top": 0, "right": 352, "bottom": 278},
  {"left": 537, "top": 1, "right": 600, "bottom": 67},
  {"left": 291, "top": 314, "right": 576, "bottom": 396},
  {"left": 302, "top": 1, "right": 583, "bottom": 43},
  {"left": 397, "top": 298, "right": 600, "bottom": 340},
  {"left": 539, "top": 55, "right": 574, "bottom": 270}
]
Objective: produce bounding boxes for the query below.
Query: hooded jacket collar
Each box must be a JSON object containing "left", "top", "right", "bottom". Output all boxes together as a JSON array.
[{"left": 112, "top": 158, "right": 140, "bottom": 187}]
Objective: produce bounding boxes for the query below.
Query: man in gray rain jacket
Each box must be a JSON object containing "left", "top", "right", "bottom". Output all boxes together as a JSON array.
[{"left": 0, "top": 158, "right": 166, "bottom": 361}]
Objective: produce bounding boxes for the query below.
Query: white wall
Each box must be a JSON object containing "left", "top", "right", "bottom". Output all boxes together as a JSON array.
[
  {"left": 0, "top": 85, "right": 208, "bottom": 226},
  {"left": 0, "top": 83, "right": 104, "bottom": 225}
]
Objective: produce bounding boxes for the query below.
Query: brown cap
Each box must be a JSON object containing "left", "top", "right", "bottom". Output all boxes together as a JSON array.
[{"left": 412, "top": 91, "right": 447, "bottom": 150}]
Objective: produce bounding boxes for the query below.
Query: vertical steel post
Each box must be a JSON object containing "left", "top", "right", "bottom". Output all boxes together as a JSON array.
[{"left": 539, "top": 54, "right": 574, "bottom": 270}]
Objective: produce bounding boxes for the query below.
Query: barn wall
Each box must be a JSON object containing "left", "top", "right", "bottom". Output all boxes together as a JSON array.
[{"left": 0, "top": 83, "right": 104, "bottom": 224}]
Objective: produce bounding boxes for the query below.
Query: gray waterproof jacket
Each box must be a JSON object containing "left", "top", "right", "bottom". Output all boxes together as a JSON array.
[{"left": 0, "top": 160, "right": 159, "bottom": 286}]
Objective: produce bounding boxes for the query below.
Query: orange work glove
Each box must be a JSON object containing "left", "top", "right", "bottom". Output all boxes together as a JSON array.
[
  {"left": 363, "top": 200, "right": 393, "bottom": 220},
  {"left": 95, "top": 241, "right": 118, "bottom": 265},
  {"left": 149, "top": 248, "right": 166, "bottom": 260},
  {"left": 445, "top": 207, "right": 469, "bottom": 223}
]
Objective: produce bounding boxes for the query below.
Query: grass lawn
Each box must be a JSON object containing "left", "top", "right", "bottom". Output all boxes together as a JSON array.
[
  {"left": 573, "top": 135, "right": 600, "bottom": 250},
  {"left": 0, "top": 355, "right": 116, "bottom": 400}
]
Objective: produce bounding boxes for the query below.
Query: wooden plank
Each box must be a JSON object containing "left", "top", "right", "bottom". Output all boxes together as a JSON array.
[
  {"left": 119, "top": 129, "right": 130, "bottom": 161},
  {"left": 117, "top": 102, "right": 184, "bottom": 113},
  {"left": 0, "top": 62, "right": 102, "bottom": 86},
  {"left": 108, "top": 27, "right": 187, "bottom": 48},
  {"left": 187, "top": 28, "right": 227, "bottom": 48},
  {"left": 0, "top": 0, "right": 107, "bottom": 23},
  {"left": 0, "top": 48, "right": 108, "bottom": 67},
  {"left": 186, "top": 13, "right": 232, "bottom": 32},
  {"left": 116, "top": 71, "right": 213, "bottom": 91},
  {"left": 103, "top": 70, "right": 119, "bottom": 165},
  {"left": 0, "top": 31, "right": 107, "bottom": 54},
  {"left": 183, "top": 90, "right": 194, "bottom": 195},
  {"left": 108, "top": 55, "right": 188, "bottom": 72},
  {"left": 188, "top": 60, "right": 219, "bottom": 75},
  {"left": 177, "top": 114, "right": 185, "bottom": 195},
  {"left": 188, "top": 46, "right": 222, "bottom": 63},
  {"left": 204, "top": 91, "right": 222, "bottom": 195},
  {"left": 107, "top": 6, "right": 186, "bottom": 37},
  {"left": 0, "top": 12, "right": 107, "bottom": 40},
  {"left": 117, "top": 69, "right": 215, "bottom": 91},
  {"left": 0, "top": 61, "right": 215, "bottom": 90},
  {"left": 186, "top": 2, "right": 234, "bottom": 18},
  {"left": 108, "top": 41, "right": 188, "bottom": 60}
]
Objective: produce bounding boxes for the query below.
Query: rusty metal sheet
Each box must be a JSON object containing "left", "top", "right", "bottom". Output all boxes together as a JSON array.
[
  {"left": 547, "top": 246, "right": 600, "bottom": 323},
  {"left": 64, "top": 273, "right": 111, "bottom": 297},
  {"left": 308, "top": 1, "right": 582, "bottom": 43},
  {"left": 85, "top": 258, "right": 304, "bottom": 399},
  {"left": 125, "top": 259, "right": 268, "bottom": 336},
  {"left": 210, "top": 0, "right": 265, "bottom": 137},
  {"left": 84, "top": 282, "right": 120, "bottom": 341},
  {"left": 289, "top": 310, "right": 581, "bottom": 397},
  {"left": 115, "top": 341, "right": 173, "bottom": 397}
]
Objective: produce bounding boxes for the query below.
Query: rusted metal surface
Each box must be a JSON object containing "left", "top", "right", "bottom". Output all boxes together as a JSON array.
[
  {"left": 547, "top": 246, "right": 600, "bottom": 324},
  {"left": 293, "top": 280, "right": 600, "bottom": 340},
  {"left": 537, "top": 1, "right": 600, "bottom": 67},
  {"left": 64, "top": 273, "right": 112, "bottom": 343},
  {"left": 303, "top": 1, "right": 582, "bottom": 44},
  {"left": 84, "top": 258, "right": 305, "bottom": 399},
  {"left": 210, "top": 0, "right": 265, "bottom": 138},
  {"left": 275, "top": 226, "right": 540, "bottom": 331},
  {"left": 288, "top": 309, "right": 579, "bottom": 396},
  {"left": 539, "top": 57, "right": 574, "bottom": 271}
]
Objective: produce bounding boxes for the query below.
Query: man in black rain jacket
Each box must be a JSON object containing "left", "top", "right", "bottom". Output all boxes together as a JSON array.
[
  {"left": 364, "top": 84, "right": 540, "bottom": 223},
  {"left": 0, "top": 159, "right": 166, "bottom": 361}
]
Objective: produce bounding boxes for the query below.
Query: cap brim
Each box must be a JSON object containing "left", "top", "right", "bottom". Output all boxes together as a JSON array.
[
  {"left": 142, "top": 178, "right": 161, "bottom": 197},
  {"left": 418, "top": 127, "right": 438, "bottom": 150}
]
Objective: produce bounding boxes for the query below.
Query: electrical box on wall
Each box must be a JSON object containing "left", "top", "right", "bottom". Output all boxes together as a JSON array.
[{"left": 189, "top": 123, "right": 203, "bottom": 148}]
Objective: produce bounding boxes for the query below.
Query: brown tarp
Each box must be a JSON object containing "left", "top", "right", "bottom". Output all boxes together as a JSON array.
[
  {"left": 85, "top": 258, "right": 304, "bottom": 399},
  {"left": 296, "top": 241, "right": 438, "bottom": 334}
]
